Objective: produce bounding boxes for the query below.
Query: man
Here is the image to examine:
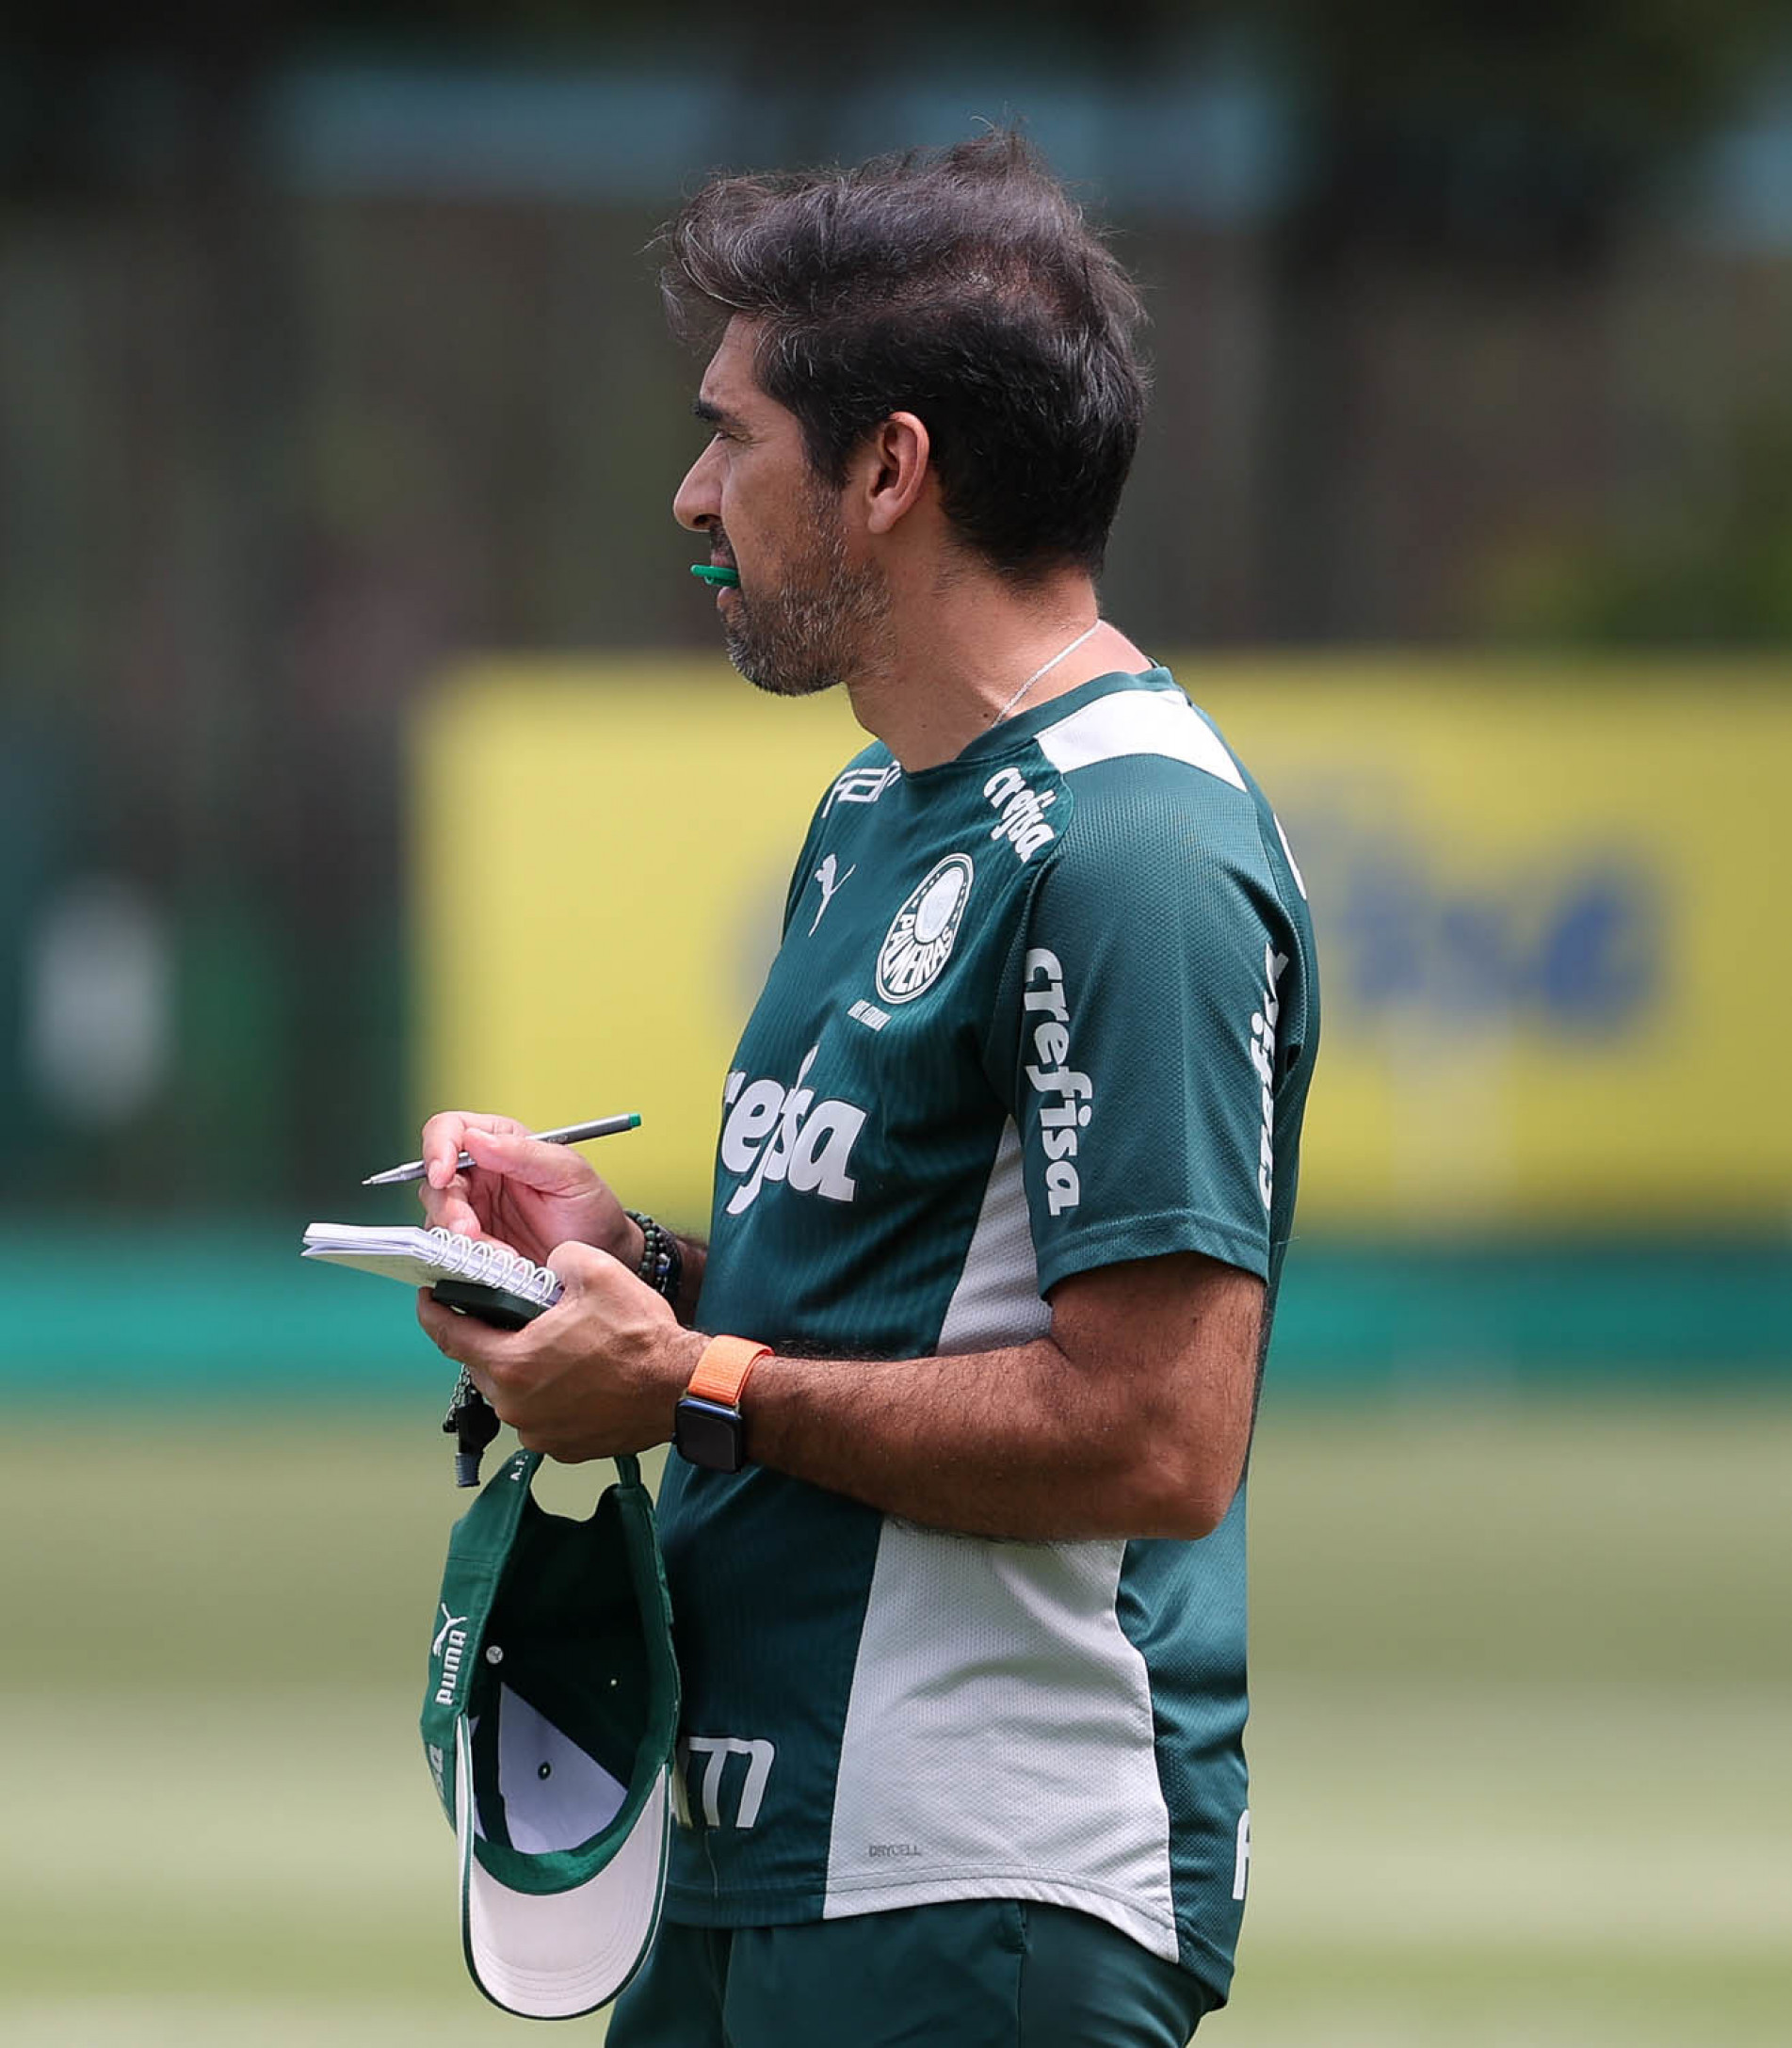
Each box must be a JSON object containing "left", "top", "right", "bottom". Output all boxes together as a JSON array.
[{"left": 416, "top": 133, "right": 1317, "bottom": 2047}]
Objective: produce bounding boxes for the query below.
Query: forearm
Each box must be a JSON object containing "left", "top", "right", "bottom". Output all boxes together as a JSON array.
[
  {"left": 737, "top": 1337, "right": 1208, "bottom": 1541},
  {"left": 721, "top": 1256, "right": 1260, "bottom": 1541}
]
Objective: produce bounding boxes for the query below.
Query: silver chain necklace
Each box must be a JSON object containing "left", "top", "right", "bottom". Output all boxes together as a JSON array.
[{"left": 988, "top": 620, "right": 1102, "bottom": 727}]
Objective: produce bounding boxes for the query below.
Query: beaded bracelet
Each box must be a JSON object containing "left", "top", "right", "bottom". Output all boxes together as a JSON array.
[{"left": 625, "top": 1210, "right": 684, "bottom": 1305}]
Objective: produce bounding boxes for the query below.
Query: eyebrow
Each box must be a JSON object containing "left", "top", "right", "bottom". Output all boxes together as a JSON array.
[{"left": 693, "top": 396, "right": 746, "bottom": 431}]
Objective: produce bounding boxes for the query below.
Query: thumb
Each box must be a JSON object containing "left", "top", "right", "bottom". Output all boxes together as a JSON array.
[
  {"left": 543, "top": 1239, "right": 625, "bottom": 1296},
  {"left": 462, "top": 1125, "right": 598, "bottom": 1195}
]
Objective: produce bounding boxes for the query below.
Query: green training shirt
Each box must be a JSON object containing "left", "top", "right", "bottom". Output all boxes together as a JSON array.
[{"left": 657, "top": 666, "right": 1318, "bottom": 2006}]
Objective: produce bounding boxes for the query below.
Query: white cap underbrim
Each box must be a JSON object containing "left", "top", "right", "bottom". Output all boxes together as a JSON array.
[{"left": 456, "top": 1721, "right": 670, "bottom": 2020}]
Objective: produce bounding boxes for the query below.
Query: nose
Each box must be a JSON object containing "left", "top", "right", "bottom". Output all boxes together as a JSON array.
[{"left": 673, "top": 441, "right": 721, "bottom": 535}]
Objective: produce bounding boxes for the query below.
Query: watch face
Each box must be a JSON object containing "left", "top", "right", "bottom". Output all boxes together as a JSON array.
[{"left": 675, "top": 1397, "right": 746, "bottom": 1474}]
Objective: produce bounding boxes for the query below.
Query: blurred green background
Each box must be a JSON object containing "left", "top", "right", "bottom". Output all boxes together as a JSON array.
[
  {"left": 6, "top": 1407, "right": 1788, "bottom": 2045},
  {"left": 3, "top": 5, "right": 1790, "bottom": 2042}
]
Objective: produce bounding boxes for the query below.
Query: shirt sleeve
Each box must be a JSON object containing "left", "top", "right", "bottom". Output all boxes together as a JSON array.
[{"left": 994, "top": 764, "right": 1303, "bottom": 1296}]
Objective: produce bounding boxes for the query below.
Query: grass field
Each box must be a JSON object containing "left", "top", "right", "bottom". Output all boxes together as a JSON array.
[{"left": 3, "top": 1395, "right": 1788, "bottom": 2045}]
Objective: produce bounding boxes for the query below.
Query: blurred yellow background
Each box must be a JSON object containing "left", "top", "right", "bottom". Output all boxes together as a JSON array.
[{"left": 418, "top": 656, "right": 1792, "bottom": 1234}]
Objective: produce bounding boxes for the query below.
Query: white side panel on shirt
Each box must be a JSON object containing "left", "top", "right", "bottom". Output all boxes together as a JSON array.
[
  {"left": 936, "top": 1120, "right": 1052, "bottom": 1355},
  {"left": 822, "top": 1523, "right": 1179, "bottom": 1959}
]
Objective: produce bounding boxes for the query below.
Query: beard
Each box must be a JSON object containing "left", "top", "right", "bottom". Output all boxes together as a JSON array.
[{"left": 718, "top": 493, "right": 890, "bottom": 700}]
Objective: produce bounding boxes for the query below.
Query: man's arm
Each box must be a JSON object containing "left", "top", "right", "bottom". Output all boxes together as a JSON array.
[
  {"left": 746, "top": 1250, "right": 1261, "bottom": 1540},
  {"left": 415, "top": 1245, "right": 1263, "bottom": 1542}
]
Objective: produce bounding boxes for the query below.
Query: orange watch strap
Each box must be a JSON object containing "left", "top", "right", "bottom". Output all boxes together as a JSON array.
[{"left": 686, "top": 1334, "right": 771, "bottom": 1409}]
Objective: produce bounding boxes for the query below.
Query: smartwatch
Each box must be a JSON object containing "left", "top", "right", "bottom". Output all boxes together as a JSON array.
[{"left": 673, "top": 1335, "right": 771, "bottom": 1474}]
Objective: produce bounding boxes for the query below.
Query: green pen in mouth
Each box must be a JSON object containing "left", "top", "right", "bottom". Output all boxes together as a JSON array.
[{"left": 691, "top": 563, "right": 740, "bottom": 589}]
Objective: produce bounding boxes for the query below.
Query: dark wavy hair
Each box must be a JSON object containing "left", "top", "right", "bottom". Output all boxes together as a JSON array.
[{"left": 659, "top": 132, "right": 1150, "bottom": 579}]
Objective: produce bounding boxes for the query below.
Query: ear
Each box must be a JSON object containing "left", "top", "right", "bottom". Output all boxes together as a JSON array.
[{"left": 858, "top": 411, "right": 931, "bottom": 537}]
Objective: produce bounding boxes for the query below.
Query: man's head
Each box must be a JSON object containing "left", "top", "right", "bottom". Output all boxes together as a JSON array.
[
  {"left": 673, "top": 314, "right": 894, "bottom": 699},
  {"left": 664, "top": 133, "right": 1149, "bottom": 694}
]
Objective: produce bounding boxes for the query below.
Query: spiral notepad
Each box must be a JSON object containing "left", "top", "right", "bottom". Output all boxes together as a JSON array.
[{"left": 300, "top": 1222, "right": 564, "bottom": 1311}]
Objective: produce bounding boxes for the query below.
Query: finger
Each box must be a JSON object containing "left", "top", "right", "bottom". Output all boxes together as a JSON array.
[
  {"left": 418, "top": 1172, "right": 484, "bottom": 1238},
  {"left": 461, "top": 1125, "right": 606, "bottom": 1197},
  {"left": 415, "top": 1289, "right": 516, "bottom": 1379},
  {"left": 419, "top": 1111, "right": 530, "bottom": 1191},
  {"left": 419, "top": 1112, "right": 471, "bottom": 1192},
  {"left": 415, "top": 1287, "right": 464, "bottom": 1355}
]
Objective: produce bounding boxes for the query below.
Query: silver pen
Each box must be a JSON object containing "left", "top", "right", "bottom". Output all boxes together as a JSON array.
[{"left": 362, "top": 1112, "right": 642, "bottom": 1186}]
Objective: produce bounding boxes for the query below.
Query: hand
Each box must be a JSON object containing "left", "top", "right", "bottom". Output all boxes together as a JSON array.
[
  {"left": 416, "top": 1111, "right": 641, "bottom": 1271},
  {"left": 415, "top": 1241, "right": 703, "bottom": 1462}
]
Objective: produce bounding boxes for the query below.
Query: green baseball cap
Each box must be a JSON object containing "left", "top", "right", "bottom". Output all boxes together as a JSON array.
[{"left": 420, "top": 1447, "right": 680, "bottom": 2019}]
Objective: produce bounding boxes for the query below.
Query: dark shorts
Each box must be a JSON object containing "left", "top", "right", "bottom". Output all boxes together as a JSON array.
[{"left": 606, "top": 1901, "right": 1211, "bottom": 2048}]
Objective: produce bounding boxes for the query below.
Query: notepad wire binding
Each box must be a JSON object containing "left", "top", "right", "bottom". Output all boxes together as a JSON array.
[{"left": 424, "top": 1227, "right": 561, "bottom": 1303}]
